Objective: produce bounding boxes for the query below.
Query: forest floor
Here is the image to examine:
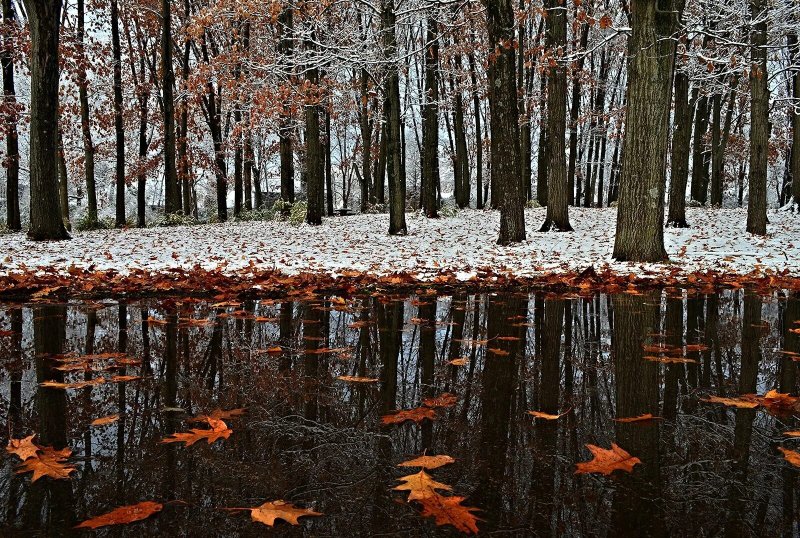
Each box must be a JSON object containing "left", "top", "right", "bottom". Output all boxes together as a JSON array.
[{"left": 2, "top": 208, "right": 798, "bottom": 285}]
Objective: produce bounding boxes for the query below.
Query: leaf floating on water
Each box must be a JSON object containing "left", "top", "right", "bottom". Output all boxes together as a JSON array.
[
  {"left": 487, "top": 348, "right": 510, "bottom": 356},
  {"left": 684, "top": 344, "right": 710, "bottom": 352},
  {"left": 247, "top": 500, "right": 322, "bottom": 527},
  {"left": 575, "top": 443, "right": 641, "bottom": 476},
  {"left": 6, "top": 434, "right": 39, "bottom": 461},
  {"left": 188, "top": 408, "right": 247, "bottom": 423},
  {"left": 257, "top": 346, "right": 284, "bottom": 355},
  {"left": 336, "top": 375, "right": 380, "bottom": 383},
  {"left": 643, "top": 355, "right": 698, "bottom": 364},
  {"left": 381, "top": 407, "right": 437, "bottom": 426},
  {"left": 393, "top": 470, "right": 452, "bottom": 501},
  {"left": 40, "top": 378, "right": 106, "bottom": 390},
  {"left": 613, "top": 414, "right": 662, "bottom": 423},
  {"left": 417, "top": 494, "right": 481, "bottom": 534},
  {"left": 700, "top": 395, "right": 759, "bottom": 409},
  {"left": 527, "top": 409, "right": 570, "bottom": 420},
  {"left": 91, "top": 414, "right": 120, "bottom": 427},
  {"left": 759, "top": 389, "right": 800, "bottom": 416},
  {"left": 160, "top": 418, "right": 232, "bottom": 446},
  {"left": 778, "top": 447, "right": 800, "bottom": 468},
  {"left": 422, "top": 393, "right": 458, "bottom": 409},
  {"left": 110, "top": 375, "right": 142, "bottom": 383},
  {"left": 398, "top": 455, "right": 455, "bottom": 470},
  {"left": 447, "top": 357, "right": 468, "bottom": 366},
  {"left": 75, "top": 501, "right": 163, "bottom": 529},
  {"left": 783, "top": 430, "right": 800, "bottom": 437},
  {"left": 16, "top": 446, "right": 76, "bottom": 482}
]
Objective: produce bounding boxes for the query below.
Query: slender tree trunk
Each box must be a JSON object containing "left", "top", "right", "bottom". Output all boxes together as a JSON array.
[
  {"left": 536, "top": 71, "right": 549, "bottom": 206},
  {"left": 484, "top": 0, "right": 525, "bottom": 244},
  {"left": 452, "top": 64, "right": 470, "bottom": 207},
  {"left": 244, "top": 118, "right": 253, "bottom": 210},
  {"left": 383, "top": 0, "right": 407, "bottom": 235},
  {"left": 567, "top": 22, "right": 590, "bottom": 206},
  {"left": 111, "top": 0, "right": 126, "bottom": 226},
  {"left": 77, "top": 0, "right": 97, "bottom": 226},
  {"left": 137, "top": 89, "right": 149, "bottom": 227},
  {"left": 2, "top": 0, "right": 20, "bottom": 230},
  {"left": 540, "top": 0, "right": 572, "bottom": 232},
  {"left": 789, "top": 33, "right": 800, "bottom": 208},
  {"left": 421, "top": 15, "right": 439, "bottom": 218},
  {"left": 710, "top": 83, "right": 736, "bottom": 207},
  {"left": 234, "top": 110, "right": 243, "bottom": 217},
  {"left": 689, "top": 95, "right": 710, "bottom": 205},
  {"left": 305, "top": 46, "right": 323, "bottom": 226},
  {"left": 469, "top": 50, "right": 483, "bottom": 209},
  {"left": 613, "top": 0, "right": 683, "bottom": 261},
  {"left": 325, "top": 108, "right": 334, "bottom": 215},
  {"left": 161, "top": 0, "right": 179, "bottom": 215},
  {"left": 747, "top": 0, "right": 769, "bottom": 235},
  {"left": 668, "top": 71, "right": 691, "bottom": 227},
  {"left": 178, "top": 0, "right": 192, "bottom": 215},
  {"left": 57, "top": 129, "right": 70, "bottom": 230},
  {"left": 359, "top": 68, "right": 371, "bottom": 211},
  {"left": 23, "top": 0, "right": 69, "bottom": 240},
  {"left": 376, "top": 119, "right": 386, "bottom": 204},
  {"left": 279, "top": 6, "right": 294, "bottom": 207}
]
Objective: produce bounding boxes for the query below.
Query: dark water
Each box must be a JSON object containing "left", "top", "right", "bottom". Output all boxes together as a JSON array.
[{"left": 0, "top": 289, "right": 798, "bottom": 536}]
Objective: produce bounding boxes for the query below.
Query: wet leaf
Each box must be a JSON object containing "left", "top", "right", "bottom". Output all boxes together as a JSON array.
[
  {"left": 394, "top": 470, "right": 452, "bottom": 501},
  {"left": 783, "top": 430, "right": 800, "bottom": 437},
  {"left": 249, "top": 500, "right": 322, "bottom": 527},
  {"left": 188, "top": 408, "right": 247, "bottom": 423},
  {"left": 700, "top": 395, "right": 759, "bottom": 409},
  {"left": 643, "top": 356, "right": 698, "bottom": 364},
  {"left": 417, "top": 494, "right": 481, "bottom": 534},
  {"left": 91, "top": 414, "right": 120, "bottom": 427},
  {"left": 381, "top": 407, "right": 437, "bottom": 426},
  {"left": 575, "top": 443, "right": 641, "bottom": 476},
  {"left": 398, "top": 455, "right": 455, "bottom": 470},
  {"left": 759, "top": 390, "right": 800, "bottom": 416},
  {"left": 487, "top": 348, "right": 510, "bottom": 356},
  {"left": 16, "top": 446, "right": 76, "bottom": 482},
  {"left": 613, "top": 414, "right": 662, "bottom": 423},
  {"left": 75, "top": 501, "right": 163, "bottom": 529},
  {"left": 161, "top": 418, "right": 233, "bottom": 446},
  {"left": 337, "top": 375, "right": 380, "bottom": 383},
  {"left": 422, "top": 393, "right": 458, "bottom": 409},
  {"left": 40, "top": 378, "right": 106, "bottom": 390},
  {"left": 447, "top": 357, "right": 468, "bottom": 366},
  {"left": 527, "top": 409, "right": 569, "bottom": 420},
  {"left": 6, "top": 435, "right": 39, "bottom": 461},
  {"left": 778, "top": 447, "right": 800, "bottom": 468}
]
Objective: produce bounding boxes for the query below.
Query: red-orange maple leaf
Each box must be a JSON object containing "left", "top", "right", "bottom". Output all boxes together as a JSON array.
[{"left": 575, "top": 443, "right": 641, "bottom": 476}]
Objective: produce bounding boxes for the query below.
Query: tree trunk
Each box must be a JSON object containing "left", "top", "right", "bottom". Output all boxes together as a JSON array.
[
  {"left": 359, "top": 69, "right": 371, "bottom": 211},
  {"left": 613, "top": 0, "right": 682, "bottom": 262},
  {"left": 536, "top": 71, "right": 549, "bottom": 207},
  {"left": 2, "top": 0, "right": 20, "bottom": 230},
  {"left": 689, "top": 95, "right": 710, "bottom": 205},
  {"left": 667, "top": 72, "right": 691, "bottom": 227},
  {"left": 383, "top": 0, "right": 407, "bottom": 235},
  {"left": 111, "top": 0, "right": 126, "bottom": 227},
  {"left": 747, "top": 0, "right": 768, "bottom": 235},
  {"left": 325, "top": 108, "right": 334, "bottom": 215},
  {"left": 178, "top": 0, "right": 192, "bottom": 215},
  {"left": 23, "top": 0, "right": 69, "bottom": 240},
  {"left": 137, "top": 89, "right": 149, "bottom": 227},
  {"left": 421, "top": 15, "right": 439, "bottom": 218},
  {"left": 468, "top": 50, "right": 483, "bottom": 209},
  {"left": 484, "top": 0, "right": 525, "bottom": 244},
  {"left": 567, "top": 22, "right": 590, "bottom": 206},
  {"left": 305, "top": 51, "right": 323, "bottom": 226},
  {"left": 452, "top": 64, "right": 470, "bottom": 208},
  {"left": 789, "top": 33, "right": 800, "bottom": 208},
  {"left": 540, "top": 0, "right": 572, "bottom": 232},
  {"left": 161, "top": 0, "right": 180, "bottom": 215},
  {"left": 57, "top": 129, "right": 70, "bottom": 230},
  {"left": 710, "top": 84, "right": 736, "bottom": 207},
  {"left": 278, "top": 6, "right": 294, "bottom": 207},
  {"left": 77, "top": 0, "right": 98, "bottom": 226}
]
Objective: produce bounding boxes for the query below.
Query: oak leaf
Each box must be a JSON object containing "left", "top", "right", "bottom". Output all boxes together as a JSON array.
[
  {"left": 422, "top": 393, "right": 458, "bottom": 409},
  {"left": 249, "top": 500, "right": 322, "bottom": 527},
  {"left": 75, "top": 501, "right": 163, "bottom": 529},
  {"left": 16, "top": 446, "right": 76, "bottom": 482},
  {"left": 575, "top": 443, "right": 641, "bottom": 476},
  {"left": 381, "top": 407, "right": 437, "bottom": 426},
  {"left": 417, "top": 494, "right": 480, "bottom": 534},
  {"left": 700, "top": 395, "right": 759, "bottom": 409},
  {"left": 161, "top": 418, "right": 232, "bottom": 446},
  {"left": 398, "top": 455, "right": 455, "bottom": 470},
  {"left": 337, "top": 375, "right": 380, "bottom": 383},
  {"left": 394, "top": 470, "right": 453, "bottom": 501},
  {"left": 6, "top": 435, "right": 39, "bottom": 461}
]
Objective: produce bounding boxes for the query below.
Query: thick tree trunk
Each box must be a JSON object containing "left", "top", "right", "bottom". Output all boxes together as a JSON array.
[
  {"left": 24, "top": 0, "right": 69, "bottom": 240},
  {"left": 421, "top": 16, "right": 439, "bottom": 218},
  {"left": 383, "top": 0, "right": 407, "bottom": 235},
  {"left": 162, "top": 0, "right": 180, "bottom": 215},
  {"left": 747, "top": 0, "right": 769, "bottom": 235},
  {"left": 111, "top": 0, "right": 126, "bottom": 227},
  {"left": 613, "top": 0, "right": 682, "bottom": 262},
  {"left": 452, "top": 67, "right": 470, "bottom": 208},
  {"left": 2, "top": 0, "right": 20, "bottom": 230},
  {"left": 540, "top": 0, "right": 572, "bottom": 232},
  {"left": 667, "top": 72, "right": 691, "bottom": 227},
  {"left": 484, "top": 0, "right": 525, "bottom": 244}
]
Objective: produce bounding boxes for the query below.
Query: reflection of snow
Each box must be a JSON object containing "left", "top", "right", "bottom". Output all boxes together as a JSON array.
[{"left": 1, "top": 207, "right": 797, "bottom": 281}]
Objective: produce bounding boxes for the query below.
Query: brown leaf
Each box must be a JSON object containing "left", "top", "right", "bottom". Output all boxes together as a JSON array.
[
  {"left": 16, "top": 446, "right": 76, "bottom": 482},
  {"left": 422, "top": 393, "right": 458, "bottom": 409},
  {"left": 643, "top": 356, "right": 698, "bottom": 364},
  {"left": 6, "top": 435, "right": 39, "bottom": 461},
  {"left": 398, "top": 455, "right": 455, "bottom": 470},
  {"left": 613, "top": 414, "right": 662, "bottom": 423},
  {"left": 75, "top": 501, "right": 163, "bottom": 529},
  {"left": 91, "top": 414, "right": 120, "bottom": 427},
  {"left": 759, "top": 389, "right": 800, "bottom": 416},
  {"left": 249, "top": 500, "right": 322, "bottom": 527},
  {"left": 337, "top": 375, "right": 380, "bottom": 383},
  {"left": 778, "top": 447, "right": 800, "bottom": 468},
  {"left": 40, "top": 378, "right": 106, "bottom": 390},
  {"left": 417, "top": 494, "right": 481, "bottom": 534},
  {"left": 575, "top": 443, "right": 641, "bottom": 476},
  {"left": 700, "top": 395, "right": 759, "bottom": 409},
  {"left": 783, "top": 430, "right": 800, "bottom": 437},
  {"left": 381, "top": 407, "right": 437, "bottom": 426},
  {"left": 394, "top": 470, "right": 453, "bottom": 501},
  {"left": 161, "top": 418, "right": 232, "bottom": 446},
  {"left": 527, "top": 409, "right": 569, "bottom": 420},
  {"left": 446, "top": 358, "right": 468, "bottom": 366}
]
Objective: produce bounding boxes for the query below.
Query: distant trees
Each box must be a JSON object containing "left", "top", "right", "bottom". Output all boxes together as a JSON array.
[{"left": 2, "top": 0, "right": 20, "bottom": 230}]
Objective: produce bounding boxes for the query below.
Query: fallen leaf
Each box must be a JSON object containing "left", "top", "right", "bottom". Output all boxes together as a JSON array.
[
  {"left": 381, "top": 407, "right": 437, "bottom": 426},
  {"left": 249, "top": 500, "right": 322, "bottom": 527},
  {"left": 575, "top": 443, "right": 641, "bottom": 476},
  {"left": 643, "top": 356, "right": 698, "bottom": 364},
  {"left": 6, "top": 435, "right": 39, "bottom": 461},
  {"left": 417, "top": 494, "right": 480, "bottom": 534},
  {"left": 337, "top": 375, "right": 380, "bottom": 383},
  {"left": 487, "top": 348, "right": 510, "bottom": 356},
  {"left": 778, "top": 447, "right": 800, "bottom": 468},
  {"left": 527, "top": 409, "right": 569, "bottom": 420},
  {"left": 91, "top": 414, "right": 120, "bottom": 427},
  {"left": 447, "top": 358, "right": 468, "bottom": 366},
  {"left": 759, "top": 389, "right": 800, "bottom": 416},
  {"left": 613, "top": 414, "right": 662, "bottom": 423},
  {"left": 75, "top": 501, "right": 163, "bottom": 529},
  {"left": 422, "top": 393, "right": 458, "bottom": 409},
  {"left": 40, "top": 378, "right": 106, "bottom": 390},
  {"left": 394, "top": 470, "right": 453, "bottom": 501},
  {"left": 398, "top": 455, "right": 455, "bottom": 470},
  {"left": 700, "top": 395, "right": 759, "bottom": 409},
  {"left": 783, "top": 430, "right": 800, "bottom": 437},
  {"left": 161, "top": 418, "right": 232, "bottom": 446},
  {"left": 16, "top": 446, "right": 76, "bottom": 482}
]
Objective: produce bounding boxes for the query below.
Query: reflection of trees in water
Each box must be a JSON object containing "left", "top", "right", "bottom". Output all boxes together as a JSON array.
[{"left": 0, "top": 289, "right": 797, "bottom": 535}]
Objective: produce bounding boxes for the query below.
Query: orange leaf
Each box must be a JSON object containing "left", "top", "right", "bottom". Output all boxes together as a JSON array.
[
  {"left": 337, "top": 375, "right": 380, "bottom": 383},
  {"left": 398, "top": 455, "right": 455, "bottom": 470},
  {"left": 91, "top": 414, "right": 120, "bottom": 427},
  {"left": 249, "top": 500, "right": 322, "bottom": 527},
  {"left": 394, "top": 470, "right": 452, "bottom": 501},
  {"left": 527, "top": 409, "right": 569, "bottom": 420},
  {"left": 422, "top": 393, "right": 458, "bottom": 408},
  {"left": 6, "top": 435, "right": 39, "bottom": 461},
  {"left": 487, "top": 348, "right": 510, "bottom": 356},
  {"left": 643, "top": 356, "right": 698, "bottom": 364},
  {"left": 16, "top": 446, "right": 76, "bottom": 482},
  {"left": 381, "top": 407, "right": 437, "bottom": 426},
  {"left": 417, "top": 493, "right": 481, "bottom": 534},
  {"left": 778, "top": 447, "right": 800, "bottom": 468},
  {"left": 161, "top": 418, "right": 232, "bottom": 446},
  {"left": 700, "top": 395, "right": 759, "bottom": 408},
  {"left": 613, "top": 414, "right": 661, "bottom": 423},
  {"left": 75, "top": 501, "right": 163, "bottom": 529},
  {"left": 447, "top": 358, "right": 468, "bottom": 366},
  {"left": 575, "top": 443, "right": 641, "bottom": 476}
]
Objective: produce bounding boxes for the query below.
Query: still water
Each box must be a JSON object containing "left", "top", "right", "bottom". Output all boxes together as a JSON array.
[{"left": 0, "top": 289, "right": 798, "bottom": 536}]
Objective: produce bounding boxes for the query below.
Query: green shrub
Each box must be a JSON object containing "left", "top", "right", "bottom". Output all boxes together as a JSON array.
[
  {"left": 439, "top": 204, "right": 459, "bottom": 218},
  {"left": 0, "top": 221, "right": 12, "bottom": 235},
  {"left": 74, "top": 213, "right": 114, "bottom": 231},
  {"left": 526, "top": 199, "right": 541, "bottom": 209},
  {"left": 235, "top": 208, "right": 274, "bottom": 222},
  {"left": 153, "top": 212, "right": 198, "bottom": 227},
  {"left": 288, "top": 201, "right": 307, "bottom": 226}
]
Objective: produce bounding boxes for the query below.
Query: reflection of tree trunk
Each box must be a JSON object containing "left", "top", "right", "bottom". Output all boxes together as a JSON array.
[
  {"left": 303, "top": 304, "right": 323, "bottom": 422},
  {"left": 418, "top": 301, "right": 436, "bottom": 449},
  {"left": 663, "top": 297, "right": 684, "bottom": 420},
  {"left": 162, "top": 311, "right": 178, "bottom": 501},
  {"left": 279, "top": 302, "right": 294, "bottom": 372},
  {"left": 611, "top": 293, "right": 663, "bottom": 537},
  {"left": 780, "top": 293, "right": 799, "bottom": 393},
  {"left": 724, "top": 290, "right": 762, "bottom": 536},
  {"left": 116, "top": 304, "right": 128, "bottom": 502}
]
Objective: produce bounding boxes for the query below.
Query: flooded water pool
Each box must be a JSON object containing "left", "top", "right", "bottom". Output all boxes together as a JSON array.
[{"left": 1, "top": 289, "right": 798, "bottom": 535}]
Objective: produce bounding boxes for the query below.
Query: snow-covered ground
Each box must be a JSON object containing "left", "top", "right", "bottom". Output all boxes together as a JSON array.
[{"left": 1, "top": 208, "right": 798, "bottom": 281}]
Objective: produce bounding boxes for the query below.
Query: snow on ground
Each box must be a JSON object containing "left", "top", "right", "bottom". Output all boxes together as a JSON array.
[{"left": 1, "top": 207, "right": 798, "bottom": 281}]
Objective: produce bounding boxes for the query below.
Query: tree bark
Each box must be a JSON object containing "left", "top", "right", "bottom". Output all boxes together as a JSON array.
[
  {"left": 111, "top": 0, "right": 126, "bottom": 226},
  {"left": 278, "top": 6, "right": 294, "bottom": 208},
  {"left": 2, "top": 0, "right": 20, "bottom": 230},
  {"left": 468, "top": 50, "right": 483, "bottom": 209},
  {"left": 57, "top": 129, "right": 70, "bottom": 230},
  {"left": 689, "top": 95, "right": 710, "bottom": 205},
  {"left": 383, "top": 0, "right": 407, "bottom": 235},
  {"left": 23, "top": 0, "right": 69, "bottom": 240},
  {"left": 77, "top": 0, "right": 98, "bottom": 226},
  {"left": 747, "top": 0, "right": 768, "bottom": 235},
  {"left": 789, "top": 33, "right": 800, "bottom": 208},
  {"left": 567, "top": 22, "right": 590, "bottom": 206},
  {"left": 359, "top": 68, "right": 371, "bottom": 211},
  {"left": 613, "top": 0, "right": 683, "bottom": 262},
  {"left": 484, "top": 0, "right": 525, "bottom": 244},
  {"left": 540, "top": 0, "right": 572, "bottom": 232},
  {"left": 667, "top": 72, "right": 691, "bottom": 227},
  {"left": 161, "top": 0, "right": 180, "bottom": 215},
  {"left": 421, "top": 15, "right": 439, "bottom": 218},
  {"left": 305, "top": 43, "right": 323, "bottom": 226},
  {"left": 710, "top": 83, "right": 736, "bottom": 207}
]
